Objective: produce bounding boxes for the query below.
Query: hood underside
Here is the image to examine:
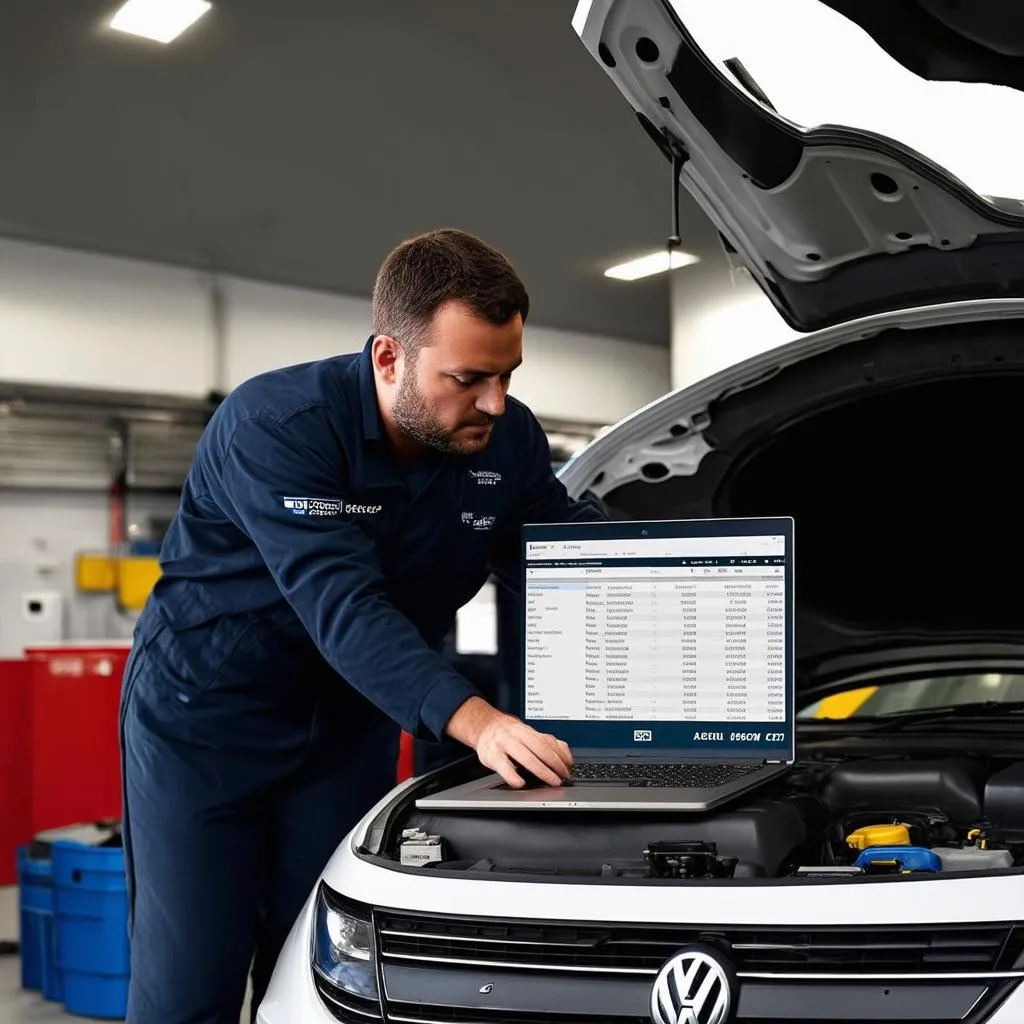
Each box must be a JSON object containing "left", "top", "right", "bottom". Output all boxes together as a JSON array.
[
  {"left": 574, "top": 0, "right": 1024, "bottom": 331},
  {"left": 560, "top": 308, "right": 1024, "bottom": 691},
  {"left": 822, "top": 0, "right": 1024, "bottom": 85}
]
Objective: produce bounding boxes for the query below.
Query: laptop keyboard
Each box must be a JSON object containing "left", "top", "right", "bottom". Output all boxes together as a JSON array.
[{"left": 570, "top": 762, "right": 763, "bottom": 788}]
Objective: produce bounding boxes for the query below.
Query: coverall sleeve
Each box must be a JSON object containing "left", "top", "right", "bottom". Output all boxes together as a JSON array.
[
  {"left": 208, "top": 413, "right": 481, "bottom": 741},
  {"left": 488, "top": 409, "right": 608, "bottom": 595}
]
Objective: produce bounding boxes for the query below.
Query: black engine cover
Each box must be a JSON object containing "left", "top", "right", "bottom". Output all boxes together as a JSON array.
[
  {"left": 821, "top": 757, "right": 987, "bottom": 824},
  {"left": 984, "top": 761, "right": 1024, "bottom": 830},
  {"left": 406, "top": 793, "right": 813, "bottom": 878}
]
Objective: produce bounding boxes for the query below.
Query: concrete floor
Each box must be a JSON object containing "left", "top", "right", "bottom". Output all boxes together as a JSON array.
[
  {"left": 1, "top": 886, "right": 69, "bottom": 1023},
  {"left": 0, "top": 887, "right": 252, "bottom": 1022}
]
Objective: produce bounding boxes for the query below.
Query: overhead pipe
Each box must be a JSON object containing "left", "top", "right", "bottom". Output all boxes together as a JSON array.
[{"left": 109, "top": 420, "right": 129, "bottom": 554}]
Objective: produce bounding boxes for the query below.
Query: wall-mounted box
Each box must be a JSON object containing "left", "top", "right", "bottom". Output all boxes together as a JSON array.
[
  {"left": 75, "top": 553, "right": 117, "bottom": 593},
  {"left": 115, "top": 557, "right": 161, "bottom": 612}
]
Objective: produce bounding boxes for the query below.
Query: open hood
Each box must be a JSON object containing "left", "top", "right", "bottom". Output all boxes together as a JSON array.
[
  {"left": 558, "top": 301, "right": 1024, "bottom": 699},
  {"left": 573, "top": 0, "right": 1024, "bottom": 332}
]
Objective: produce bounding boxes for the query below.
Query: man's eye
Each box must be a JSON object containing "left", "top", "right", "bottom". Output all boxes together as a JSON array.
[{"left": 452, "top": 376, "right": 476, "bottom": 387}]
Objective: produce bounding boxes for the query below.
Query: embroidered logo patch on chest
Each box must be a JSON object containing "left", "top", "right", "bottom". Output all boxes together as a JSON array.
[
  {"left": 283, "top": 497, "right": 383, "bottom": 518},
  {"left": 469, "top": 469, "right": 502, "bottom": 486},
  {"left": 461, "top": 511, "right": 496, "bottom": 531}
]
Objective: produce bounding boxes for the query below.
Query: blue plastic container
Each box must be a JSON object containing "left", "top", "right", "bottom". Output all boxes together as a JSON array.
[
  {"left": 16, "top": 844, "right": 63, "bottom": 1002},
  {"left": 52, "top": 840, "right": 130, "bottom": 1019},
  {"left": 854, "top": 845, "right": 943, "bottom": 873}
]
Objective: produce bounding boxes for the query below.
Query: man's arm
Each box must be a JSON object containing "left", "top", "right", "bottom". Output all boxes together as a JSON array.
[{"left": 208, "top": 412, "right": 570, "bottom": 787}]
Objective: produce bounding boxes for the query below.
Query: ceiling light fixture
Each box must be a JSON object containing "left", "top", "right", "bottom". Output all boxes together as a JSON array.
[
  {"left": 109, "top": 0, "right": 212, "bottom": 44},
  {"left": 603, "top": 249, "right": 700, "bottom": 281}
]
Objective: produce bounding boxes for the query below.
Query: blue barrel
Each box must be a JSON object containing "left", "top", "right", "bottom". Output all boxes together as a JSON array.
[
  {"left": 16, "top": 844, "right": 63, "bottom": 1001},
  {"left": 52, "top": 839, "right": 130, "bottom": 1019}
]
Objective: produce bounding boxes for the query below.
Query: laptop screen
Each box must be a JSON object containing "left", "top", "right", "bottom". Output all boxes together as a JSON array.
[{"left": 520, "top": 517, "right": 795, "bottom": 762}]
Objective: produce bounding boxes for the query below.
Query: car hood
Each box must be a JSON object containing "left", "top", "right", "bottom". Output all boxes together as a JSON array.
[
  {"left": 573, "top": 0, "right": 1024, "bottom": 332},
  {"left": 557, "top": 300, "right": 1024, "bottom": 700}
]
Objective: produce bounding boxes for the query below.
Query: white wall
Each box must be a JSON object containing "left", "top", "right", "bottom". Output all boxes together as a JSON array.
[
  {"left": 223, "top": 277, "right": 372, "bottom": 385},
  {"left": 0, "top": 238, "right": 212, "bottom": 396},
  {"left": 0, "top": 237, "right": 670, "bottom": 424},
  {"left": 513, "top": 324, "right": 671, "bottom": 426},
  {"left": 670, "top": 253, "right": 798, "bottom": 391}
]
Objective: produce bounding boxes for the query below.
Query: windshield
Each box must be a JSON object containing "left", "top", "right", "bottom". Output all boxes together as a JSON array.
[
  {"left": 669, "top": 0, "right": 1024, "bottom": 202},
  {"left": 804, "top": 673, "right": 1024, "bottom": 718}
]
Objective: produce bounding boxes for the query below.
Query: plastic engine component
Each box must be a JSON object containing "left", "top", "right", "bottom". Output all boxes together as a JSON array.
[
  {"left": 643, "top": 840, "right": 737, "bottom": 879},
  {"left": 933, "top": 846, "right": 1014, "bottom": 872},
  {"left": 403, "top": 795, "right": 811, "bottom": 877},
  {"left": 822, "top": 758, "right": 986, "bottom": 823},
  {"left": 846, "top": 823, "right": 911, "bottom": 850},
  {"left": 854, "top": 846, "right": 942, "bottom": 873},
  {"left": 794, "top": 865, "right": 864, "bottom": 877},
  {"left": 983, "top": 762, "right": 1024, "bottom": 830}
]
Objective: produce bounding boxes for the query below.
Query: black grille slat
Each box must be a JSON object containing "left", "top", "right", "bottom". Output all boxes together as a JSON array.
[
  {"left": 381, "top": 936, "right": 660, "bottom": 972},
  {"left": 731, "top": 927, "right": 1007, "bottom": 973},
  {"left": 377, "top": 914, "right": 1017, "bottom": 977}
]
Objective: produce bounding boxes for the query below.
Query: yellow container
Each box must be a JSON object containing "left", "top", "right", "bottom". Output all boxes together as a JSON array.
[
  {"left": 846, "top": 824, "right": 911, "bottom": 851},
  {"left": 75, "top": 553, "right": 117, "bottom": 592},
  {"left": 116, "top": 556, "right": 162, "bottom": 611}
]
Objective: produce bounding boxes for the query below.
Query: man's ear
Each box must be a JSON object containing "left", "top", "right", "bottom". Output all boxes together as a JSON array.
[{"left": 371, "top": 335, "right": 403, "bottom": 385}]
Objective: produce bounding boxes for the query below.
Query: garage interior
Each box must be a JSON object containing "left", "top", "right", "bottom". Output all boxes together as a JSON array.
[
  {"left": 10, "top": 1, "right": 1023, "bottom": 1023},
  {"left": 0, "top": 4, "right": 734, "bottom": 1018}
]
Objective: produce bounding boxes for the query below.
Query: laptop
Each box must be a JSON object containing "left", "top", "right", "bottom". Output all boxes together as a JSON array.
[{"left": 416, "top": 516, "right": 795, "bottom": 812}]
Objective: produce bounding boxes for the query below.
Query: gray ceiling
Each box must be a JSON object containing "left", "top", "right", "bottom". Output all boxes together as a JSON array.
[{"left": 0, "top": 0, "right": 716, "bottom": 346}]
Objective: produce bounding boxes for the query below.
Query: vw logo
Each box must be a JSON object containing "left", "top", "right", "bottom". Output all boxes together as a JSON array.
[{"left": 650, "top": 949, "right": 733, "bottom": 1024}]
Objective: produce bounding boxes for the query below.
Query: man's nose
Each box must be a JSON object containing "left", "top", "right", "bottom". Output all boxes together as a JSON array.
[{"left": 476, "top": 381, "right": 506, "bottom": 418}]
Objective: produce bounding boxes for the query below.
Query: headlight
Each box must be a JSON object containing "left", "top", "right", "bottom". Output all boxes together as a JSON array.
[{"left": 311, "top": 886, "right": 377, "bottom": 999}]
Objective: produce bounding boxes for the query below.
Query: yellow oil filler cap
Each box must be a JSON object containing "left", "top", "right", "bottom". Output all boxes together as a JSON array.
[{"left": 846, "top": 824, "right": 911, "bottom": 851}]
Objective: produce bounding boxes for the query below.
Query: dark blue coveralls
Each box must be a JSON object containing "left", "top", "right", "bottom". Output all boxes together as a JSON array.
[{"left": 118, "top": 336, "right": 602, "bottom": 1022}]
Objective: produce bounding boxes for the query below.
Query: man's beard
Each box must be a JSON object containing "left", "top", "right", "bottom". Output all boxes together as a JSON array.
[{"left": 392, "top": 371, "right": 495, "bottom": 456}]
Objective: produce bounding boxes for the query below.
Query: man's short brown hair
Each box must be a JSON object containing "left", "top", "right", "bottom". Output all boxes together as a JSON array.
[{"left": 372, "top": 228, "right": 529, "bottom": 355}]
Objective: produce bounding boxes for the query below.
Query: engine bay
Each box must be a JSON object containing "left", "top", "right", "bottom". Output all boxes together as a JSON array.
[{"left": 369, "top": 755, "right": 1024, "bottom": 883}]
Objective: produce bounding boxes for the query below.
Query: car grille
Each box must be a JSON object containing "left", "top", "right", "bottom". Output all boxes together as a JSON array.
[
  {"left": 359, "top": 911, "right": 1024, "bottom": 1024},
  {"left": 375, "top": 913, "right": 1022, "bottom": 976}
]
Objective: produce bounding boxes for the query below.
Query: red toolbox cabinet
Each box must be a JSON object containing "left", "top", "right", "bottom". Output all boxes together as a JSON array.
[
  {"left": 24, "top": 643, "right": 132, "bottom": 835},
  {"left": 0, "top": 658, "right": 32, "bottom": 884}
]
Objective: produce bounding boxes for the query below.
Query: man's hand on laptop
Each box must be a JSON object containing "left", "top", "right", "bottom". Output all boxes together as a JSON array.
[{"left": 447, "top": 696, "right": 573, "bottom": 788}]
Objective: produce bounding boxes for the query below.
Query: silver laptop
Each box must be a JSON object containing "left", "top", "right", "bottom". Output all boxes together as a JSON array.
[{"left": 417, "top": 516, "right": 795, "bottom": 812}]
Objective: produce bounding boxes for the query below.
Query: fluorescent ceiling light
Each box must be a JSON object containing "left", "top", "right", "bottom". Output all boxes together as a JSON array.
[
  {"left": 109, "top": 0, "right": 212, "bottom": 44},
  {"left": 604, "top": 249, "right": 700, "bottom": 281},
  {"left": 669, "top": 0, "right": 1024, "bottom": 201}
]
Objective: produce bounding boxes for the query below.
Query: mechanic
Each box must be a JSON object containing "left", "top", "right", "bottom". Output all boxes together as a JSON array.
[{"left": 118, "top": 227, "right": 605, "bottom": 1024}]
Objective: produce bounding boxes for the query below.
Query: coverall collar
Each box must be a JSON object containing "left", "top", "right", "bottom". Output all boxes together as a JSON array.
[{"left": 357, "top": 336, "right": 383, "bottom": 444}]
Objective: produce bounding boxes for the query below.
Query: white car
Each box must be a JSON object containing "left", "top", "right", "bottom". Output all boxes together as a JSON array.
[{"left": 257, "top": 2, "right": 1024, "bottom": 1022}]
